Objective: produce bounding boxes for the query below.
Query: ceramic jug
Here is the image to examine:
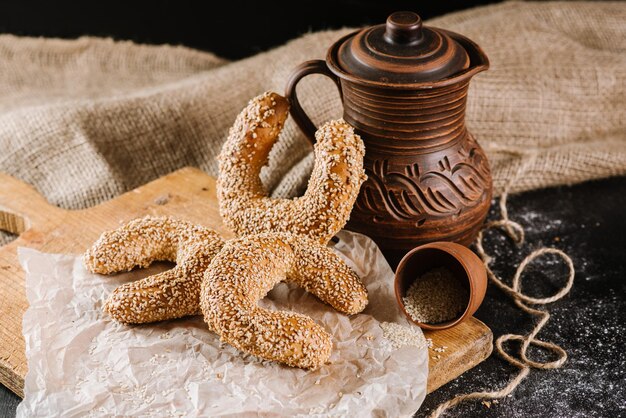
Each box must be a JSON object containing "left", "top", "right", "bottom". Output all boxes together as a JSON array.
[{"left": 285, "top": 11, "right": 492, "bottom": 264}]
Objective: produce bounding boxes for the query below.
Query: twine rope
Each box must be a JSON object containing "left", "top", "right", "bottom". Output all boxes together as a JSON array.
[{"left": 429, "top": 154, "right": 575, "bottom": 418}]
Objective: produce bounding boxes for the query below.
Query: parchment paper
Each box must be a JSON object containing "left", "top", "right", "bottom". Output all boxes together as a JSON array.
[{"left": 16, "top": 231, "right": 428, "bottom": 417}]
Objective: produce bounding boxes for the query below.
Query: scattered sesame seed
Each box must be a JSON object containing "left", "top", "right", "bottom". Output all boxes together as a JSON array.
[{"left": 380, "top": 322, "right": 432, "bottom": 350}]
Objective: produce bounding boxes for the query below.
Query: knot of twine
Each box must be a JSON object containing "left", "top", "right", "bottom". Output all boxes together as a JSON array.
[{"left": 429, "top": 153, "right": 575, "bottom": 418}]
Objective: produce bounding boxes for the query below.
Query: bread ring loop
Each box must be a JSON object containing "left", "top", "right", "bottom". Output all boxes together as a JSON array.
[
  {"left": 84, "top": 216, "right": 224, "bottom": 323},
  {"left": 201, "top": 232, "right": 368, "bottom": 369},
  {"left": 218, "top": 92, "right": 366, "bottom": 244}
]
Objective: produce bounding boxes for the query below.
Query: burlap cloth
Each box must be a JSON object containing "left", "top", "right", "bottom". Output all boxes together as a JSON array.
[{"left": 0, "top": 1, "right": 624, "bottom": 218}]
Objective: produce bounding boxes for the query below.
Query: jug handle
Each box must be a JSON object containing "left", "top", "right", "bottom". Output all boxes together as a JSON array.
[{"left": 284, "top": 60, "right": 342, "bottom": 145}]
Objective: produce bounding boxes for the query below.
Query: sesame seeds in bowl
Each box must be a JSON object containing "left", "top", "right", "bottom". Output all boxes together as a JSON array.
[{"left": 394, "top": 241, "right": 487, "bottom": 330}]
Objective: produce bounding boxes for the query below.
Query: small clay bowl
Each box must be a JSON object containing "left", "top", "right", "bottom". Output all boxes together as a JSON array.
[{"left": 394, "top": 242, "right": 487, "bottom": 330}]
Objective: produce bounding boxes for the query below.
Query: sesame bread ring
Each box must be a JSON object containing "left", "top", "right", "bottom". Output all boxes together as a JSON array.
[
  {"left": 218, "top": 92, "right": 366, "bottom": 244},
  {"left": 201, "top": 232, "right": 368, "bottom": 369},
  {"left": 84, "top": 216, "right": 224, "bottom": 324}
]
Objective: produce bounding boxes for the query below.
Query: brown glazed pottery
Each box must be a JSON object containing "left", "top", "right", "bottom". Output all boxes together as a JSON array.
[
  {"left": 285, "top": 11, "right": 492, "bottom": 265},
  {"left": 394, "top": 242, "right": 487, "bottom": 330}
]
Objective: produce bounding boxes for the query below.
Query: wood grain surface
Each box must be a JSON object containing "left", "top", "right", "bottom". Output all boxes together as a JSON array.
[{"left": 0, "top": 167, "right": 492, "bottom": 398}]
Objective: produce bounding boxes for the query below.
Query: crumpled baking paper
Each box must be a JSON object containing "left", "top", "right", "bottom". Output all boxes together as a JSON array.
[{"left": 16, "top": 230, "right": 428, "bottom": 417}]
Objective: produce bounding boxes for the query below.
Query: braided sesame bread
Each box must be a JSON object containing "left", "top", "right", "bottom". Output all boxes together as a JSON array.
[
  {"left": 218, "top": 92, "right": 366, "bottom": 244},
  {"left": 201, "top": 232, "right": 368, "bottom": 369},
  {"left": 84, "top": 216, "right": 224, "bottom": 323}
]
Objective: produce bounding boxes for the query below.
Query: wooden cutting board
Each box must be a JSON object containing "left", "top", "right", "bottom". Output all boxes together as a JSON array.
[{"left": 0, "top": 167, "right": 492, "bottom": 398}]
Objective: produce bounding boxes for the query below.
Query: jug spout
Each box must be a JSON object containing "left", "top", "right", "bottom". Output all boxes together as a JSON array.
[{"left": 443, "top": 30, "right": 489, "bottom": 84}]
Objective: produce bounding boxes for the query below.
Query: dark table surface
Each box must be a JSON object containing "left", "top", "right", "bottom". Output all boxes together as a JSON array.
[
  {"left": 1, "top": 176, "right": 625, "bottom": 417},
  {"left": 419, "top": 176, "right": 626, "bottom": 418}
]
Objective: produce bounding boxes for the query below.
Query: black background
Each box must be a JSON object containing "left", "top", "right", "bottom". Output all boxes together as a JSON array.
[
  {"left": 1, "top": 1, "right": 624, "bottom": 417},
  {"left": 0, "top": 0, "right": 501, "bottom": 59}
]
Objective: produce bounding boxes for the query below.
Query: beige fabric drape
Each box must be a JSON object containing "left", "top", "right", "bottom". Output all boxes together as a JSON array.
[{"left": 0, "top": 1, "right": 624, "bottom": 213}]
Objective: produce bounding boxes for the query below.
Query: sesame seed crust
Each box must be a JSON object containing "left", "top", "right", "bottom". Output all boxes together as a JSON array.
[
  {"left": 200, "top": 232, "right": 367, "bottom": 370},
  {"left": 82, "top": 92, "right": 370, "bottom": 370},
  {"left": 287, "top": 234, "right": 368, "bottom": 315},
  {"left": 217, "top": 91, "right": 367, "bottom": 245},
  {"left": 84, "top": 216, "right": 224, "bottom": 324},
  {"left": 83, "top": 217, "right": 368, "bottom": 369}
]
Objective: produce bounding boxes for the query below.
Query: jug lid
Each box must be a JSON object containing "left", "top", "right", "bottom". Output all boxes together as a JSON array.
[{"left": 333, "top": 11, "right": 471, "bottom": 84}]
